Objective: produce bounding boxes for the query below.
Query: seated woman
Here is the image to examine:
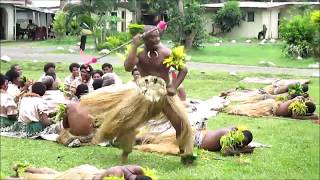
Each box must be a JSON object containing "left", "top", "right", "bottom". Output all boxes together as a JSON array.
[
  {"left": 13, "top": 82, "right": 54, "bottom": 137},
  {"left": 226, "top": 96, "right": 317, "bottom": 119},
  {"left": 6, "top": 164, "right": 151, "bottom": 180},
  {"left": 0, "top": 73, "right": 18, "bottom": 128},
  {"left": 135, "top": 126, "right": 254, "bottom": 156}
]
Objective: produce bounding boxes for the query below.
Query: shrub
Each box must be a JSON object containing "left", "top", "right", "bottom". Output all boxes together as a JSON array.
[
  {"left": 213, "top": 1, "right": 242, "bottom": 33},
  {"left": 311, "top": 10, "right": 320, "bottom": 59},
  {"left": 128, "top": 24, "right": 145, "bottom": 36},
  {"left": 53, "top": 11, "right": 67, "bottom": 39},
  {"left": 97, "top": 32, "right": 132, "bottom": 51},
  {"left": 279, "top": 14, "right": 316, "bottom": 57}
]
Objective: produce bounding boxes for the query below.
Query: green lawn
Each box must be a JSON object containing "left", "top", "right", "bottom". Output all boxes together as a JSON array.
[
  {"left": 0, "top": 61, "right": 319, "bottom": 179},
  {"left": 189, "top": 43, "right": 317, "bottom": 68}
]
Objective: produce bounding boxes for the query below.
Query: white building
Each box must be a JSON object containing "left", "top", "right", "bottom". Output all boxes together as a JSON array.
[
  {"left": 0, "top": 0, "right": 55, "bottom": 40},
  {"left": 202, "top": 2, "right": 320, "bottom": 39}
]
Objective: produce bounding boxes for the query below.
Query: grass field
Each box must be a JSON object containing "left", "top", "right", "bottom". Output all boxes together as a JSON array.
[
  {"left": 2, "top": 35, "right": 318, "bottom": 69},
  {"left": 0, "top": 60, "right": 319, "bottom": 179},
  {"left": 189, "top": 43, "right": 317, "bottom": 68}
]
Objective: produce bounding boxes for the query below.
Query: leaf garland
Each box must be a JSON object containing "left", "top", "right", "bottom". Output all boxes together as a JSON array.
[
  {"left": 288, "top": 83, "right": 303, "bottom": 96},
  {"left": 288, "top": 99, "right": 307, "bottom": 116},
  {"left": 141, "top": 167, "right": 158, "bottom": 180},
  {"left": 163, "top": 46, "right": 187, "bottom": 70},
  {"left": 220, "top": 128, "right": 245, "bottom": 153}
]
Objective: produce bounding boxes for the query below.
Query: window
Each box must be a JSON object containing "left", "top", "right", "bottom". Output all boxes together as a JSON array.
[{"left": 247, "top": 12, "right": 254, "bottom": 22}]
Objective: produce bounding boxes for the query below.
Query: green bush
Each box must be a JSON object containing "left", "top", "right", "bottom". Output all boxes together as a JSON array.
[
  {"left": 311, "top": 10, "right": 320, "bottom": 59},
  {"left": 128, "top": 24, "right": 145, "bottom": 36},
  {"left": 97, "top": 32, "right": 131, "bottom": 51},
  {"left": 213, "top": 1, "right": 242, "bottom": 33},
  {"left": 279, "top": 14, "right": 316, "bottom": 58},
  {"left": 53, "top": 11, "right": 67, "bottom": 39}
]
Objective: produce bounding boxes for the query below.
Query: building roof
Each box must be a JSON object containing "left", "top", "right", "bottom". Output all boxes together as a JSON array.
[
  {"left": 202, "top": 1, "right": 320, "bottom": 9},
  {"left": 14, "top": 5, "right": 55, "bottom": 14}
]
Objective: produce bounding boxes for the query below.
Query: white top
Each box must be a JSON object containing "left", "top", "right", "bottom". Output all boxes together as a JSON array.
[
  {"left": 7, "top": 82, "right": 20, "bottom": 99},
  {"left": 18, "top": 96, "right": 49, "bottom": 124},
  {"left": 42, "top": 90, "right": 68, "bottom": 113},
  {"left": 64, "top": 74, "right": 77, "bottom": 91},
  {"left": 0, "top": 91, "right": 18, "bottom": 118}
]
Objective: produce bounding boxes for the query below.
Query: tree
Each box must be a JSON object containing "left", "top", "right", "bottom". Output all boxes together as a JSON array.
[{"left": 213, "top": 1, "right": 242, "bottom": 33}]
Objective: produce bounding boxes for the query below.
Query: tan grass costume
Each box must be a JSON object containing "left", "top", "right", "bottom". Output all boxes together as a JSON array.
[{"left": 60, "top": 76, "right": 193, "bottom": 157}]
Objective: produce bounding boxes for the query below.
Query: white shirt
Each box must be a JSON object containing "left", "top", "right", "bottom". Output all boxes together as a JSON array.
[
  {"left": 0, "top": 90, "right": 18, "bottom": 118},
  {"left": 18, "top": 96, "right": 49, "bottom": 124},
  {"left": 7, "top": 82, "right": 20, "bottom": 99}
]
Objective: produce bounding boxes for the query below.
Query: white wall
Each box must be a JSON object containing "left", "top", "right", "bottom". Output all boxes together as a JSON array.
[
  {"left": 1, "top": 4, "right": 14, "bottom": 40},
  {"left": 205, "top": 8, "right": 280, "bottom": 39}
]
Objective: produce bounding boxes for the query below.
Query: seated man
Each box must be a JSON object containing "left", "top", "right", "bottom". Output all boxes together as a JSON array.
[
  {"left": 41, "top": 76, "right": 67, "bottom": 114},
  {"left": 38, "top": 63, "right": 61, "bottom": 85},
  {"left": 7, "top": 164, "right": 151, "bottom": 180},
  {"left": 101, "top": 63, "right": 122, "bottom": 84},
  {"left": 13, "top": 82, "right": 54, "bottom": 137},
  {"left": 64, "top": 63, "right": 80, "bottom": 92},
  {"left": 69, "top": 64, "right": 94, "bottom": 97},
  {"left": 0, "top": 73, "right": 18, "bottom": 128}
]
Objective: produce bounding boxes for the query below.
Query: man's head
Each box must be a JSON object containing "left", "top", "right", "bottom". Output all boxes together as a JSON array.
[
  {"left": 41, "top": 76, "right": 54, "bottom": 90},
  {"left": 75, "top": 84, "right": 89, "bottom": 99},
  {"left": 92, "top": 70, "right": 103, "bottom": 80},
  {"left": 43, "top": 63, "right": 56, "bottom": 73},
  {"left": 32, "top": 82, "right": 46, "bottom": 96},
  {"left": 102, "top": 63, "right": 113, "bottom": 74},
  {"left": 132, "top": 68, "right": 141, "bottom": 82},
  {"left": 302, "top": 84, "right": 309, "bottom": 92},
  {"left": 69, "top": 63, "right": 80, "bottom": 77},
  {"left": 305, "top": 101, "right": 316, "bottom": 114},
  {"left": 0, "top": 73, "right": 8, "bottom": 90},
  {"left": 10, "top": 64, "right": 23, "bottom": 75},
  {"left": 80, "top": 64, "right": 93, "bottom": 81},
  {"left": 102, "top": 73, "right": 115, "bottom": 87},
  {"left": 241, "top": 130, "right": 253, "bottom": 146},
  {"left": 143, "top": 25, "right": 160, "bottom": 50},
  {"left": 93, "top": 78, "right": 103, "bottom": 90},
  {"left": 5, "top": 69, "right": 21, "bottom": 85}
]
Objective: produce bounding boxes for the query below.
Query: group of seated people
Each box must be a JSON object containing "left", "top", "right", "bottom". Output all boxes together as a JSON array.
[{"left": 0, "top": 62, "right": 126, "bottom": 137}]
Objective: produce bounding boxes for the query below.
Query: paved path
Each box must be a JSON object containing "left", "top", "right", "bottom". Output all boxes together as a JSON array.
[{"left": 1, "top": 44, "right": 318, "bottom": 77}]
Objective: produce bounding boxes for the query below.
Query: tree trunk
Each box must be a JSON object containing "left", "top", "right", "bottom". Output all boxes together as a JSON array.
[
  {"left": 177, "top": 0, "right": 185, "bottom": 17},
  {"left": 185, "top": 29, "right": 196, "bottom": 49}
]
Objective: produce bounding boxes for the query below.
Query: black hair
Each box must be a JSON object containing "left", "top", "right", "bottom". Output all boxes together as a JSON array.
[
  {"left": 102, "top": 63, "right": 113, "bottom": 70},
  {"left": 43, "top": 63, "right": 56, "bottom": 73},
  {"left": 10, "top": 64, "right": 19, "bottom": 71},
  {"left": 69, "top": 63, "right": 80, "bottom": 72},
  {"left": 131, "top": 68, "right": 139, "bottom": 75},
  {"left": 0, "top": 73, "right": 7, "bottom": 86},
  {"left": 242, "top": 130, "right": 253, "bottom": 146},
  {"left": 92, "top": 79, "right": 103, "bottom": 90},
  {"left": 136, "top": 175, "right": 152, "bottom": 180},
  {"left": 32, "top": 82, "right": 46, "bottom": 96},
  {"left": 75, "top": 84, "right": 89, "bottom": 99},
  {"left": 305, "top": 101, "right": 316, "bottom": 114},
  {"left": 302, "top": 84, "right": 309, "bottom": 92},
  {"left": 80, "top": 64, "right": 93, "bottom": 74},
  {"left": 5, "top": 69, "right": 20, "bottom": 82},
  {"left": 92, "top": 70, "right": 103, "bottom": 78},
  {"left": 45, "top": 71, "right": 56, "bottom": 80}
]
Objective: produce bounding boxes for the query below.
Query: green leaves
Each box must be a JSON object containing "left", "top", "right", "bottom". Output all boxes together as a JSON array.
[
  {"left": 288, "top": 99, "right": 307, "bottom": 116},
  {"left": 214, "top": 1, "right": 242, "bottom": 33},
  {"left": 163, "top": 46, "right": 187, "bottom": 70},
  {"left": 288, "top": 83, "right": 303, "bottom": 96},
  {"left": 220, "top": 129, "right": 245, "bottom": 154}
]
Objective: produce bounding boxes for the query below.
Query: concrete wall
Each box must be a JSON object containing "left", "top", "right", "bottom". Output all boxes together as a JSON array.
[
  {"left": 116, "top": 8, "right": 133, "bottom": 32},
  {"left": 0, "top": 4, "right": 14, "bottom": 40},
  {"left": 205, "top": 7, "right": 280, "bottom": 39}
]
